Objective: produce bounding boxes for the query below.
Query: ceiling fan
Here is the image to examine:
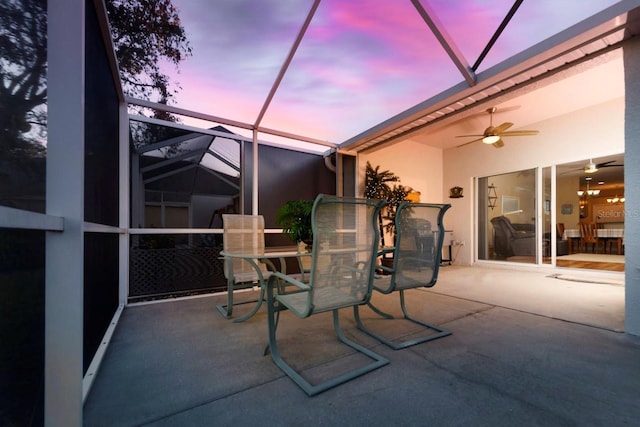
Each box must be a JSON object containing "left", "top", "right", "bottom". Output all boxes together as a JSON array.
[
  {"left": 456, "top": 107, "right": 539, "bottom": 148},
  {"left": 583, "top": 158, "right": 623, "bottom": 174}
]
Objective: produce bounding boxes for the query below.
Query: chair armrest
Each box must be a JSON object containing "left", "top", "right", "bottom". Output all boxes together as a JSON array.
[{"left": 270, "top": 271, "right": 311, "bottom": 291}]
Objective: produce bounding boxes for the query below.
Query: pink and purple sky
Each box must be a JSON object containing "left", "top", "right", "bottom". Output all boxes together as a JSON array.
[{"left": 156, "top": 0, "right": 617, "bottom": 147}]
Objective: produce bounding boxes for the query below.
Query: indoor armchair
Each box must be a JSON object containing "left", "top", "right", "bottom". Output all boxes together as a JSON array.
[{"left": 490, "top": 215, "right": 536, "bottom": 259}]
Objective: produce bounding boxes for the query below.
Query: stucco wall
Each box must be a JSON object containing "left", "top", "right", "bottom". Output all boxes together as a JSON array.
[
  {"left": 360, "top": 139, "right": 444, "bottom": 204},
  {"left": 624, "top": 37, "right": 640, "bottom": 336}
]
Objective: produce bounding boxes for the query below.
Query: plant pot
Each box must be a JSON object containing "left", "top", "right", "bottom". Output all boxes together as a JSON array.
[{"left": 379, "top": 257, "right": 394, "bottom": 275}]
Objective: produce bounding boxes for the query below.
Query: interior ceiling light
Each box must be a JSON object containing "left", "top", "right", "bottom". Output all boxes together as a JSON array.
[{"left": 577, "top": 177, "right": 600, "bottom": 197}]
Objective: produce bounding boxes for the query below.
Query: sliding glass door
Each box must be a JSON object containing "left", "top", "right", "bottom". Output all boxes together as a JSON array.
[
  {"left": 477, "top": 154, "right": 624, "bottom": 270},
  {"left": 478, "top": 169, "right": 537, "bottom": 264}
]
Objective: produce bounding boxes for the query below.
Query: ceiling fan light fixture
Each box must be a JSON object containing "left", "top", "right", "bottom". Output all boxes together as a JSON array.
[
  {"left": 584, "top": 159, "right": 598, "bottom": 173},
  {"left": 482, "top": 135, "right": 501, "bottom": 144}
]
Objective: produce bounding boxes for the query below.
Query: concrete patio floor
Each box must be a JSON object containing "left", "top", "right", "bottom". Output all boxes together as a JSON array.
[{"left": 83, "top": 266, "right": 640, "bottom": 426}]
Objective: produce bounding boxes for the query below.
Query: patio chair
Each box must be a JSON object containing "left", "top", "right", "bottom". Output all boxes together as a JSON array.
[
  {"left": 354, "top": 202, "right": 451, "bottom": 350},
  {"left": 217, "top": 214, "right": 275, "bottom": 322},
  {"left": 265, "top": 194, "right": 389, "bottom": 396}
]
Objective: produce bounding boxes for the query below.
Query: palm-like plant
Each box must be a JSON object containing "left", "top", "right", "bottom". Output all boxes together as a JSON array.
[
  {"left": 275, "top": 199, "right": 314, "bottom": 244},
  {"left": 382, "top": 184, "right": 413, "bottom": 238},
  {"left": 365, "top": 162, "right": 400, "bottom": 248}
]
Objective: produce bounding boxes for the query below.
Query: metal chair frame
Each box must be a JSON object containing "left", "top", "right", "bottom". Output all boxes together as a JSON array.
[
  {"left": 354, "top": 202, "right": 452, "bottom": 350},
  {"left": 217, "top": 214, "right": 275, "bottom": 323},
  {"left": 265, "top": 194, "right": 389, "bottom": 396}
]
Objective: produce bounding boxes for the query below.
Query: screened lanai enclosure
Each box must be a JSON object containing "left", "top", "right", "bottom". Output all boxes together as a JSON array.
[
  {"left": 128, "top": 117, "right": 339, "bottom": 301},
  {"left": 3, "top": 0, "right": 640, "bottom": 425}
]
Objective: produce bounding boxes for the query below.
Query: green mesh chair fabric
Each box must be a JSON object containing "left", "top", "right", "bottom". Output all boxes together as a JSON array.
[
  {"left": 355, "top": 202, "right": 452, "bottom": 349},
  {"left": 266, "top": 194, "right": 389, "bottom": 396},
  {"left": 217, "top": 214, "right": 272, "bottom": 322}
]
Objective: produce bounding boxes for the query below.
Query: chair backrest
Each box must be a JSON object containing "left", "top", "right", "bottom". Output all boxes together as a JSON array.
[
  {"left": 557, "top": 223, "right": 565, "bottom": 238},
  {"left": 222, "top": 214, "right": 266, "bottom": 281},
  {"left": 305, "top": 195, "right": 385, "bottom": 314},
  {"left": 490, "top": 215, "right": 517, "bottom": 240},
  {"left": 580, "top": 222, "right": 598, "bottom": 241},
  {"left": 392, "top": 202, "right": 451, "bottom": 290}
]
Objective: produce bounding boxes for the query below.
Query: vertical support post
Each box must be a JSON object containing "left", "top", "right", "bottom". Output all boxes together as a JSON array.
[
  {"left": 336, "top": 151, "right": 343, "bottom": 197},
  {"left": 239, "top": 140, "right": 245, "bottom": 214},
  {"left": 119, "top": 103, "right": 129, "bottom": 305},
  {"left": 46, "top": 0, "right": 85, "bottom": 424},
  {"left": 252, "top": 128, "right": 259, "bottom": 215}
]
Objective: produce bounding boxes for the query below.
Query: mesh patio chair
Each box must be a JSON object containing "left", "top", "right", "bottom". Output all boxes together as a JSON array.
[
  {"left": 354, "top": 202, "right": 452, "bottom": 350},
  {"left": 266, "top": 194, "right": 389, "bottom": 396},
  {"left": 217, "top": 214, "right": 275, "bottom": 322}
]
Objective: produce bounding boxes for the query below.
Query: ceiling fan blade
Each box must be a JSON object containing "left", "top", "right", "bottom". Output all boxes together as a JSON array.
[
  {"left": 456, "top": 134, "right": 484, "bottom": 138},
  {"left": 494, "top": 122, "right": 513, "bottom": 133},
  {"left": 456, "top": 137, "right": 483, "bottom": 148},
  {"left": 596, "top": 161, "right": 623, "bottom": 168},
  {"left": 500, "top": 130, "right": 539, "bottom": 137},
  {"left": 492, "top": 139, "right": 504, "bottom": 148},
  {"left": 595, "top": 160, "right": 615, "bottom": 167}
]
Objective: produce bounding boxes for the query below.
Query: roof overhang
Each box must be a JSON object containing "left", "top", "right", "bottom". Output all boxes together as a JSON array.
[{"left": 341, "top": 1, "right": 640, "bottom": 153}]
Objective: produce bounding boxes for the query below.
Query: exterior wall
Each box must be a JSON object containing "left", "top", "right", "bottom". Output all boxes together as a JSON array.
[
  {"left": 360, "top": 140, "right": 444, "bottom": 203},
  {"left": 624, "top": 37, "right": 640, "bottom": 336},
  {"left": 360, "top": 141, "right": 444, "bottom": 245}
]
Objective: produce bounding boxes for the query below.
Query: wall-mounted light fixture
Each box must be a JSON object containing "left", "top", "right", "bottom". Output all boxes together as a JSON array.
[
  {"left": 449, "top": 186, "right": 463, "bottom": 198},
  {"left": 488, "top": 183, "right": 497, "bottom": 210}
]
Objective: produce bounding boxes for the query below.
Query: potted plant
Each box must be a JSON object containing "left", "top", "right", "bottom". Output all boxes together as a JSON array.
[{"left": 275, "top": 199, "right": 314, "bottom": 251}]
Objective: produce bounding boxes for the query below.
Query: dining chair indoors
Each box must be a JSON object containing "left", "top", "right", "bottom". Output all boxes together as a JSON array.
[
  {"left": 217, "top": 214, "right": 274, "bottom": 322},
  {"left": 354, "top": 202, "right": 452, "bottom": 350},
  {"left": 265, "top": 194, "right": 388, "bottom": 396},
  {"left": 579, "top": 221, "right": 603, "bottom": 253}
]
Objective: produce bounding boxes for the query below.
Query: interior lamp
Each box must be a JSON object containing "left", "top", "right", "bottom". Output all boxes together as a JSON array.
[
  {"left": 578, "top": 177, "right": 600, "bottom": 197},
  {"left": 482, "top": 135, "right": 501, "bottom": 144}
]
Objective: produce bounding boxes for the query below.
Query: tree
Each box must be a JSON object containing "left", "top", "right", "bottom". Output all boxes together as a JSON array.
[
  {"left": 0, "top": 0, "right": 47, "bottom": 160},
  {"left": 106, "top": 0, "right": 192, "bottom": 105},
  {"left": 0, "top": 0, "right": 192, "bottom": 161}
]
